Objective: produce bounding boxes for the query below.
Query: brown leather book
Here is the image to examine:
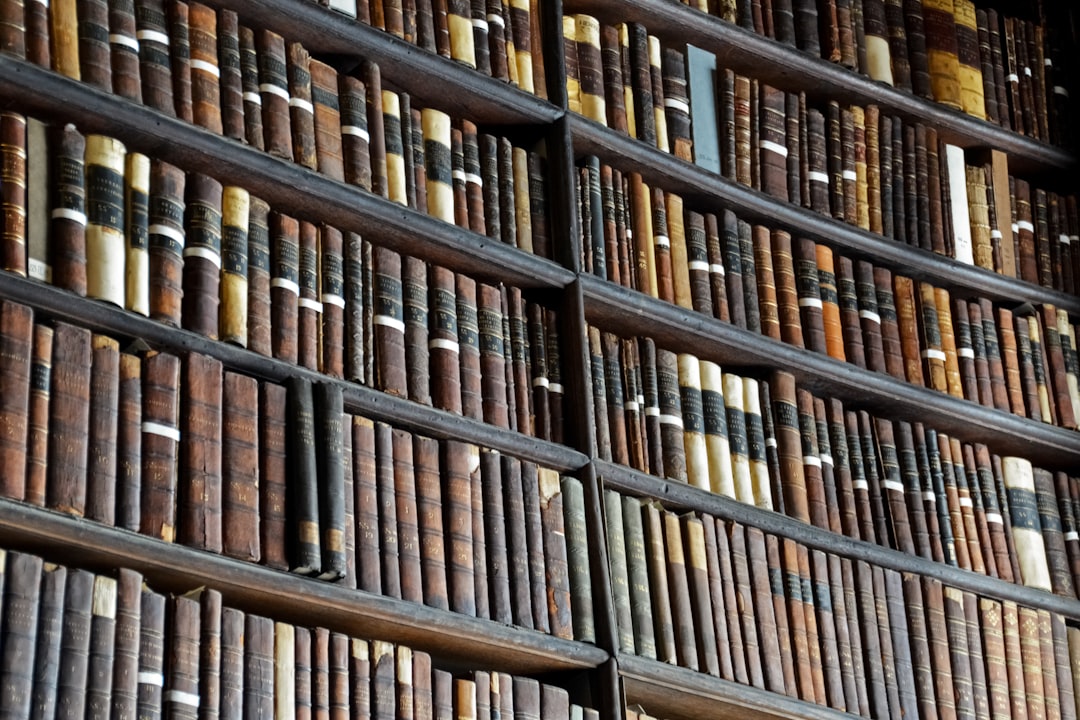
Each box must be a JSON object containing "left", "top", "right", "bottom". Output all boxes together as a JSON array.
[
  {"left": 48, "top": 122, "right": 87, "bottom": 296},
  {"left": 477, "top": 284, "right": 509, "bottom": 428},
  {"left": 758, "top": 84, "right": 788, "bottom": 201},
  {"left": 297, "top": 221, "right": 320, "bottom": 371},
  {"left": 428, "top": 265, "right": 462, "bottom": 414},
  {"left": 521, "top": 461, "right": 550, "bottom": 633},
  {"left": 221, "top": 371, "right": 259, "bottom": 562},
  {"left": 751, "top": 225, "right": 780, "bottom": 341},
  {"left": 603, "top": 489, "right": 635, "bottom": 654},
  {"left": 933, "top": 287, "right": 964, "bottom": 399},
  {"left": 1032, "top": 467, "right": 1075, "bottom": 598},
  {"left": 0, "top": 552, "right": 43, "bottom": 718},
  {"left": 922, "top": 0, "right": 962, "bottom": 109},
  {"left": 76, "top": 0, "right": 112, "bottom": 90},
  {"left": 996, "top": 306, "right": 1025, "bottom": 415},
  {"left": 729, "top": 521, "right": 766, "bottom": 688},
  {"left": 1042, "top": 304, "right": 1076, "bottom": 429},
  {"left": 238, "top": 613, "right": 272, "bottom": 719},
  {"left": 574, "top": 15, "right": 605, "bottom": 126},
  {"left": 186, "top": 2, "right": 222, "bottom": 135},
  {"left": 164, "top": 592, "right": 202, "bottom": 720},
  {"left": 216, "top": 186, "right": 250, "bottom": 348},
  {"left": 391, "top": 427, "right": 422, "bottom": 603},
  {"left": 286, "top": 42, "right": 317, "bottom": 172},
  {"left": 316, "top": 224, "right": 344, "bottom": 378},
  {"left": 82, "top": 335, "right": 119, "bottom": 525},
  {"left": 25, "top": 324, "right": 53, "bottom": 506},
  {"left": 780, "top": 536, "right": 813, "bottom": 700},
  {"left": 962, "top": 299, "right": 992, "bottom": 406},
  {"left": 306, "top": 60, "right": 346, "bottom": 183},
  {"left": 269, "top": 212, "right": 300, "bottom": 364},
  {"left": 256, "top": 382, "right": 287, "bottom": 571},
  {"left": 1051, "top": 613, "right": 1076, "bottom": 720},
  {"left": 501, "top": 456, "right": 532, "bottom": 630},
  {"left": 457, "top": 275, "right": 483, "bottom": 422},
  {"left": 765, "top": 536, "right": 796, "bottom": 696},
  {"left": 815, "top": 244, "right": 847, "bottom": 361},
  {"left": 256, "top": 30, "right": 292, "bottom": 161},
  {"left": 28, "top": 564, "right": 61, "bottom": 720},
  {"left": 442, "top": 439, "right": 476, "bottom": 616},
  {"left": 181, "top": 172, "right": 223, "bottom": 339},
  {"left": 42, "top": 321, "right": 91, "bottom": 517},
  {"left": 370, "top": 422, "right": 400, "bottom": 598},
  {"left": 164, "top": 1, "right": 193, "bottom": 121},
  {"left": 338, "top": 75, "right": 371, "bottom": 192},
  {"left": 538, "top": 469, "right": 572, "bottom": 639},
  {"left": 0, "top": 114, "right": 28, "bottom": 280},
  {"left": 237, "top": 25, "right": 264, "bottom": 150},
  {"left": 349, "top": 415, "right": 379, "bottom": 594},
  {"left": 1019, "top": 605, "right": 1048, "bottom": 720},
  {"left": 245, "top": 197, "right": 272, "bottom": 357},
  {"left": 770, "top": 229, "right": 803, "bottom": 348},
  {"left": 214, "top": 8, "right": 242, "bottom": 142},
  {"left": 769, "top": 370, "right": 809, "bottom": 523},
  {"left": 147, "top": 159, "right": 185, "bottom": 327},
  {"left": 794, "top": 236, "right": 827, "bottom": 354},
  {"left": 0, "top": 301, "right": 32, "bottom": 500},
  {"left": 412, "top": 433, "right": 447, "bottom": 608}
]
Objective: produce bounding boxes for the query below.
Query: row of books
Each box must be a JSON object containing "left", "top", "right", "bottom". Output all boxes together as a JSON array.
[
  {"left": 603, "top": 487, "right": 1080, "bottom": 720},
  {"left": 577, "top": 170, "right": 1080, "bottom": 431},
  {"left": 674, "top": 0, "right": 1074, "bottom": 147},
  {"left": 589, "top": 340, "right": 1080, "bottom": 599},
  {"left": 0, "top": 117, "right": 567, "bottom": 438},
  {"left": 0, "top": 304, "right": 595, "bottom": 638},
  {"left": 312, "top": 0, "right": 546, "bottom": 97},
  {"left": 568, "top": 26, "right": 1079, "bottom": 289},
  {"left": 0, "top": 550, "right": 597, "bottom": 719},
  {"left": 0, "top": 5, "right": 554, "bottom": 256}
]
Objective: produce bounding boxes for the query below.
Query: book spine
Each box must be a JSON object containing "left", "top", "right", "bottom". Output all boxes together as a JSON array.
[
  {"left": 0, "top": 301, "right": 32, "bottom": 500},
  {"left": 237, "top": 25, "right": 264, "bottom": 150},
  {"left": 25, "top": 324, "right": 52, "bottom": 506},
  {"left": 256, "top": 30, "right": 292, "bottom": 160},
  {"left": 181, "top": 173, "right": 223, "bottom": 339},
  {"left": 49, "top": 123, "right": 87, "bottom": 295},
  {"left": 221, "top": 371, "right": 259, "bottom": 562},
  {"left": 148, "top": 160, "right": 185, "bottom": 327},
  {"left": 167, "top": 0, "right": 193, "bottom": 123},
  {"left": 296, "top": 221, "right": 320, "bottom": 371},
  {"left": 286, "top": 377, "right": 321, "bottom": 576},
  {"left": 57, "top": 568, "right": 95, "bottom": 718},
  {"left": 84, "top": 335, "right": 119, "bottom": 525},
  {"left": 45, "top": 321, "right": 91, "bottom": 517}
]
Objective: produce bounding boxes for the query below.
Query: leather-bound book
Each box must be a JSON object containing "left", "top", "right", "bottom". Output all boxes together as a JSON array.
[
  {"left": 286, "top": 377, "right": 321, "bottom": 576},
  {"left": 286, "top": 42, "right": 317, "bottom": 172},
  {"left": 456, "top": 275, "right": 483, "bottom": 421},
  {"left": 178, "top": 352, "right": 223, "bottom": 553},
  {"left": 0, "top": 301, "right": 32, "bottom": 500},
  {"left": 639, "top": 501, "right": 676, "bottom": 664},
  {"left": 246, "top": 197, "right": 271, "bottom": 356},
  {"left": 296, "top": 221, "right": 320, "bottom": 371},
  {"left": 520, "top": 461, "right": 550, "bottom": 633},
  {"left": 371, "top": 245, "right": 406, "bottom": 397},
  {"left": 120, "top": 151, "right": 151, "bottom": 316},
  {"left": 389, "top": 428, "right": 421, "bottom": 603},
  {"left": 76, "top": 0, "right": 112, "bottom": 90},
  {"left": 49, "top": 0, "right": 82, "bottom": 80},
  {"left": 24, "top": 324, "right": 52, "bottom": 506},
  {"left": 1042, "top": 305, "right": 1076, "bottom": 429},
  {"left": 743, "top": 528, "right": 783, "bottom": 694},
  {"left": 49, "top": 123, "right": 87, "bottom": 296},
  {"left": 769, "top": 370, "right": 809, "bottom": 523},
  {"left": 922, "top": 0, "right": 962, "bottom": 108},
  {"left": 166, "top": 0, "right": 193, "bottom": 123},
  {"left": 538, "top": 469, "right": 572, "bottom": 639},
  {"left": 83, "top": 135, "right": 127, "bottom": 307},
  {"left": 213, "top": 8, "right": 242, "bottom": 141},
  {"left": 889, "top": 275, "right": 921, "bottom": 385},
  {"left": 1002, "top": 455, "right": 1053, "bottom": 591},
  {"left": 350, "top": 416, "right": 380, "bottom": 594},
  {"left": 186, "top": 2, "right": 221, "bottom": 135},
  {"left": 769, "top": 229, "right": 802, "bottom": 347},
  {"left": 863, "top": 0, "right": 893, "bottom": 84},
  {"left": 816, "top": 244, "right": 847, "bottom": 361},
  {"left": 442, "top": 439, "right": 476, "bottom": 616},
  {"left": 23, "top": 117, "right": 48, "bottom": 285},
  {"left": 962, "top": 299, "right": 991, "bottom": 406},
  {"left": 373, "top": 423, "right": 401, "bottom": 599},
  {"left": 794, "top": 236, "right": 827, "bottom": 354},
  {"left": 728, "top": 522, "right": 765, "bottom": 689},
  {"left": 271, "top": 622, "right": 297, "bottom": 720},
  {"left": 931, "top": 286, "right": 963, "bottom": 398},
  {"left": 752, "top": 225, "right": 780, "bottom": 340},
  {"left": 1015, "top": 315, "right": 1041, "bottom": 421},
  {"left": 306, "top": 60, "right": 346, "bottom": 183},
  {"left": 256, "top": 30, "right": 292, "bottom": 160},
  {"left": 603, "top": 489, "right": 635, "bottom": 654},
  {"left": 238, "top": 614, "right": 274, "bottom": 720},
  {"left": 218, "top": 371, "right": 260, "bottom": 562},
  {"left": 83, "top": 335, "right": 120, "bottom": 525},
  {"left": 44, "top": 321, "right": 91, "bottom": 517},
  {"left": 996, "top": 306, "right": 1025, "bottom": 415},
  {"left": 181, "top": 172, "right": 223, "bottom": 339},
  {"left": 269, "top": 212, "right": 300, "bottom": 364},
  {"left": 952, "top": 0, "right": 983, "bottom": 118},
  {"left": 426, "top": 265, "right": 462, "bottom": 413},
  {"left": 758, "top": 84, "right": 788, "bottom": 202},
  {"left": 1015, "top": 180, "right": 1038, "bottom": 284},
  {"left": 0, "top": 552, "right": 43, "bottom": 719},
  {"left": 1028, "top": 314, "right": 1057, "bottom": 424},
  {"left": 338, "top": 75, "right": 371, "bottom": 191},
  {"left": 148, "top": 159, "right": 185, "bottom": 327},
  {"left": 574, "top": 15, "right": 605, "bottom": 125},
  {"left": 1032, "top": 467, "right": 1074, "bottom": 597},
  {"left": 215, "top": 186, "right": 250, "bottom": 348},
  {"left": 237, "top": 26, "right": 264, "bottom": 150},
  {"left": 722, "top": 372, "right": 754, "bottom": 505},
  {"left": 501, "top": 456, "right": 532, "bottom": 630},
  {"left": 53, "top": 568, "right": 96, "bottom": 720}
]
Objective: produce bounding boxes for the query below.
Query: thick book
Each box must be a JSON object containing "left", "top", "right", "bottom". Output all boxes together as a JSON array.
[
  {"left": 46, "top": 322, "right": 92, "bottom": 517},
  {"left": 287, "top": 376, "right": 322, "bottom": 576},
  {"left": 222, "top": 371, "right": 260, "bottom": 562},
  {"left": 179, "top": 352, "right": 223, "bottom": 552},
  {"left": 0, "top": 552, "right": 43, "bottom": 718},
  {"left": 259, "top": 382, "right": 288, "bottom": 571}
]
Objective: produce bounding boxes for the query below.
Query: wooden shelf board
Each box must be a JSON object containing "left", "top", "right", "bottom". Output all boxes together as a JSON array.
[
  {"left": 618, "top": 654, "right": 860, "bottom": 720},
  {"left": 0, "top": 499, "right": 609, "bottom": 673},
  {"left": 562, "top": 0, "right": 1075, "bottom": 176},
  {"left": 570, "top": 116, "right": 1080, "bottom": 317},
  {"left": 0, "top": 271, "right": 589, "bottom": 473},
  {"left": 0, "top": 56, "right": 573, "bottom": 290},
  {"left": 206, "top": 0, "right": 561, "bottom": 126},
  {"left": 598, "top": 460, "right": 1080, "bottom": 620},
  {"left": 581, "top": 275, "right": 1080, "bottom": 471}
]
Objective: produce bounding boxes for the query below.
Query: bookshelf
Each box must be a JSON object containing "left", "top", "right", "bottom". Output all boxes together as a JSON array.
[{"left": 1, "top": 0, "right": 1079, "bottom": 718}]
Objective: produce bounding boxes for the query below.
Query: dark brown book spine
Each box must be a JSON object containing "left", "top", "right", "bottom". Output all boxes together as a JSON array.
[
  {"left": 196, "top": 589, "right": 221, "bottom": 720},
  {"left": 0, "top": 552, "right": 43, "bottom": 718},
  {"left": 241, "top": 614, "right": 273, "bottom": 720},
  {"left": 57, "top": 567, "right": 95, "bottom": 719},
  {"left": 222, "top": 371, "right": 259, "bottom": 562},
  {"left": 31, "top": 562, "right": 65, "bottom": 718},
  {"left": 237, "top": 25, "right": 264, "bottom": 150},
  {"left": 164, "top": 593, "right": 200, "bottom": 720},
  {"left": 49, "top": 123, "right": 87, "bottom": 296},
  {"left": 286, "top": 42, "right": 317, "bottom": 171},
  {"left": 215, "top": 9, "right": 242, "bottom": 141},
  {"left": 110, "top": 567, "right": 142, "bottom": 720},
  {"left": 0, "top": 301, "right": 32, "bottom": 500},
  {"left": 243, "top": 197, "right": 271, "bottom": 357},
  {"left": 24, "top": 324, "right": 52, "bottom": 507},
  {"left": 258, "top": 382, "right": 288, "bottom": 572},
  {"left": 296, "top": 221, "right": 320, "bottom": 372},
  {"left": 256, "top": 30, "right": 292, "bottom": 161},
  {"left": 179, "top": 352, "right": 223, "bottom": 553},
  {"left": 391, "top": 427, "right": 422, "bottom": 602},
  {"left": 186, "top": 2, "right": 221, "bottom": 136},
  {"left": 540, "top": 469, "right": 573, "bottom": 640},
  {"left": 270, "top": 213, "right": 299, "bottom": 364},
  {"left": 181, "top": 173, "right": 223, "bottom": 338},
  {"left": 352, "top": 416, "right": 381, "bottom": 594},
  {"left": 443, "top": 439, "right": 476, "bottom": 616},
  {"left": 287, "top": 377, "right": 322, "bottom": 576},
  {"left": 147, "top": 160, "right": 185, "bottom": 327},
  {"left": 45, "top": 322, "right": 91, "bottom": 517},
  {"left": 83, "top": 335, "right": 119, "bottom": 525},
  {"left": 457, "top": 275, "right": 483, "bottom": 422}
]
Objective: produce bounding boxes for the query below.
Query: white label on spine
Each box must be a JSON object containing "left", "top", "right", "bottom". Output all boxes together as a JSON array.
[
  {"left": 549, "top": 383, "right": 563, "bottom": 394},
  {"left": 957, "top": 347, "right": 975, "bottom": 359},
  {"left": 1066, "top": 531, "right": 1080, "bottom": 541},
  {"left": 625, "top": 400, "right": 640, "bottom": 412},
  {"left": 138, "top": 672, "right": 165, "bottom": 687},
  {"left": 921, "top": 348, "right": 947, "bottom": 361},
  {"left": 1017, "top": 220, "right": 1035, "bottom": 233},
  {"left": 659, "top": 413, "right": 684, "bottom": 428},
  {"left": 243, "top": 91, "right": 263, "bottom": 106},
  {"left": 183, "top": 246, "right": 222, "bottom": 267},
  {"left": 759, "top": 139, "right": 788, "bottom": 157},
  {"left": 859, "top": 310, "right": 881, "bottom": 324},
  {"left": 109, "top": 34, "right": 140, "bottom": 52},
  {"left": 1023, "top": 66, "right": 1032, "bottom": 77},
  {"left": 711, "top": 263, "right": 725, "bottom": 276},
  {"left": 136, "top": 29, "right": 170, "bottom": 46},
  {"left": 142, "top": 422, "right": 180, "bottom": 442},
  {"left": 166, "top": 691, "right": 201, "bottom": 708},
  {"left": 290, "top": 97, "right": 315, "bottom": 114},
  {"left": 190, "top": 59, "right": 220, "bottom": 77},
  {"left": 322, "top": 293, "right": 346, "bottom": 309},
  {"left": 472, "top": 18, "right": 489, "bottom": 30},
  {"left": 820, "top": 453, "right": 833, "bottom": 467},
  {"left": 1012, "top": 223, "right": 1020, "bottom": 234},
  {"left": 1046, "top": 58, "right": 1053, "bottom": 67},
  {"left": 149, "top": 223, "right": 185, "bottom": 246},
  {"left": 803, "top": 455, "right": 822, "bottom": 468},
  {"left": 688, "top": 260, "right": 710, "bottom": 272},
  {"left": 298, "top": 297, "right": 323, "bottom": 313},
  {"left": 1061, "top": 234, "right": 1071, "bottom": 246},
  {"left": 798, "top": 297, "right": 823, "bottom": 309},
  {"left": 260, "top": 83, "right": 290, "bottom": 101},
  {"left": 852, "top": 479, "right": 869, "bottom": 490},
  {"left": 808, "top": 170, "right": 830, "bottom": 184},
  {"left": 1055, "top": 86, "right": 1070, "bottom": 97},
  {"left": 453, "top": 169, "right": 467, "bottom": 183},
  {"left": 991, "top": 229, "right": 1003, "bottom": 240},
  {"left": 883, "top": 479, "right": 906, "bottom": 493},
  {"left": 1006, "top": 73, "right": 1019, "bottom": 83},
  {"left": 765, "top": 437, "right": 777, "bottom": 449},
  {"left": 654, "top": 235, "right": 670, "bottom": 249},
  {"left": 374, "top": 315, "right": 405, "bottom": 333},
  {"left": 28, "top": 259, "right": 49, "bottom": 281},
  {"left": 429, "top": 337, "right": 460, "bottom": 353},
  {"left": 842, "top": 170, "right": 858, "bottom": 181},
  {"left": 532, "top": 376, "right": 550, "bottom": 388},
  {"left": 487, "top": 13, "right": 504, "bottom": 27},
  {"left": 924, "top": 491, "right": 937, "bottom": 502},
  {"left": 52, "top": 208, "right": 87, "bottom": 226},
  {"left": 270, "top": 277, "right": 299, "bottom": 296},
  {"left": 664, "top": 97, "right": 690, "bottom": 115},
  {"left": 465, "top": 172, "right": 483, "bottom": 186},
  {"left": 341, "top": 125, "right": 369, "bottom": 141},
  {"left": 959, "top": 496, "right": 973, "bottom": 508},
  {"left": 32, "top": 0, "right": 48, "bottom": 6},
  {"left": 986, "top": 512, "right": 1003, "bottom": 525},
  {"left": 644, "top": 406, "right": 660, "bottom": 417}
]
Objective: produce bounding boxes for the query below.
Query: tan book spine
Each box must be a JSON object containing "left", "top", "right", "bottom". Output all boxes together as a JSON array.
[
  {"left": 84, "top": 135, "right": 127, "bottom": 307},
  {"left": 218, "top": 186, "right": 250, "bottom": 347},
  {"left": 51, "top": 0, "right": 81, "bottom": 79}
]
